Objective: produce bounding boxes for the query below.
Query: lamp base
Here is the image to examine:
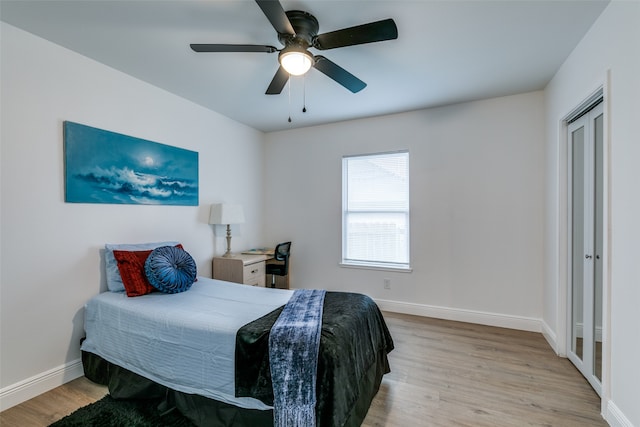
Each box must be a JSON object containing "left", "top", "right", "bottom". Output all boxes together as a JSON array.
[{"left": 223, "top": 224, "right": 233, "bottom": 257}]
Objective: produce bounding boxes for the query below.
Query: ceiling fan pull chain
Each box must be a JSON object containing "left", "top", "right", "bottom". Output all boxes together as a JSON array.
[
  {"left": 287, "top": 78, "right": 292, "bottom": 123},
  {"left": 302, "top": 75, "right": 307, "bottom": 113}
]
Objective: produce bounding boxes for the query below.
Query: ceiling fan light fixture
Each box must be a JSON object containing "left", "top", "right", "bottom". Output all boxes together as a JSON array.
[{"left": 279, "top": 48, "right": 314, "bottom": 76}]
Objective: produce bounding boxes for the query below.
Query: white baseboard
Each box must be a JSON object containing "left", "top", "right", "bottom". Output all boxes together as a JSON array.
[
  {"left": 0, "top": 358, "right": 84, "bottom": 411},
  {"left": 541, "top": 319, "right": 560, "bottom": 355},
  {"left": 605, "top": 399, "right": 634, "bottom": 427},
  {"left": 374, "top": 298, "right": 543, "bottom": 333}
]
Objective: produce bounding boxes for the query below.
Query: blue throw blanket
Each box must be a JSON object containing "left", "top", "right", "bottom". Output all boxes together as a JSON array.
[{"left": 269, "top": 289, "right": 326, "bottom": 427}]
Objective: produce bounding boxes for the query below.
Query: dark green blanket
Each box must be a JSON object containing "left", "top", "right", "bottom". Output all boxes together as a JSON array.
[{"left": 235, "top": 292, "right": 394, "bottom": 427}]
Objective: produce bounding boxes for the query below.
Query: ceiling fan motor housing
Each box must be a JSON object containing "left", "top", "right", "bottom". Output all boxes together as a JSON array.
[{"left": 278, "top": 10, "right": 319, "bottom": 48}]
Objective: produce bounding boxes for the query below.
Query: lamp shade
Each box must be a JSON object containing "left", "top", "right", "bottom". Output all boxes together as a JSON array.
[{"left": 209, "top": 204, "right": 245, "bottom": 225}]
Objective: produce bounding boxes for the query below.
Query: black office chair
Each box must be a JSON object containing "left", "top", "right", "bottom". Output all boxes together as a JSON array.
[{"left": 266, "top": 242, "right": 291, "bottom": 288}]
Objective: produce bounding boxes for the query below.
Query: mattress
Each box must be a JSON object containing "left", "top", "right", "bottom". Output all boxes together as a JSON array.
[{"left": 81, "top": 277, "right": 293, "bottom": 410}]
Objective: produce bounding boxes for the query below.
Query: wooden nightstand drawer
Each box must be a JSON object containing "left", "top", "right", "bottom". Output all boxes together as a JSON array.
[
  {"left": 212, "top": 254, "right": 268, "bottom": 287},
  {"left": 243, "top": 261, "right": 265, "bottom": 287}
]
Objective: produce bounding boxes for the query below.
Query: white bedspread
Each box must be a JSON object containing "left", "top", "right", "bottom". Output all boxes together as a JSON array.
[{"left": 81, "top": 277, "right": 293, "bottom": 410}]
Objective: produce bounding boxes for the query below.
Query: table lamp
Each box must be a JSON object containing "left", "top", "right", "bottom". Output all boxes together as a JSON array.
[{"left": 209, "top": 203, "right": 245, "bottom": 257}]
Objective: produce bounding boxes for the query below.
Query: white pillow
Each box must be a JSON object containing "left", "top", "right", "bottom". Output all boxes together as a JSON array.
[{"left": 105, "top": 241, "right": 179, "bottom": 292}]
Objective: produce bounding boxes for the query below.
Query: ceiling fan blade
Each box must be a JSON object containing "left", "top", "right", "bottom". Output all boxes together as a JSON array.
[
  {"left": 266, "top": 66, "right": 289, "bottom": 95},
  {"left": 313, "top": 18, "right": 398, "bottom": 50},
  {"left": 313, "top": 56, "right": 366, "bottom": 93},
  {"left": 190, "top": 44, "right": 278, "bottom": 53},
  {"left": 255, "top": 0, "right": 295, "bottom": 35}
]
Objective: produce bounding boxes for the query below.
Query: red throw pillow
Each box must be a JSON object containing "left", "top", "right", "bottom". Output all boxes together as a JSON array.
[
  {"left": 113, "top": 244, "right": 185, "bottom": 297},
  {"left": 113, "top": 249, "right": 155, "bottom": 297}
]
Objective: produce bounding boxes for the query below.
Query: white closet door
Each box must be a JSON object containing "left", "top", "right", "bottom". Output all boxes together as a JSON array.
[{"left": 568, "top": 102, "right": 603, "bottom": 395}]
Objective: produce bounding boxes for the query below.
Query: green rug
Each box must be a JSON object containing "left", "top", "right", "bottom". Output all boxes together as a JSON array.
[{"left": 49, "top": 395, "right": 195, "bottom": 427}]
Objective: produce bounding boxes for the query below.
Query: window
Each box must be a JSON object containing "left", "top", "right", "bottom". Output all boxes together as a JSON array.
[{"left": 342, "top": 151, "right": 410, "bottom": 270}]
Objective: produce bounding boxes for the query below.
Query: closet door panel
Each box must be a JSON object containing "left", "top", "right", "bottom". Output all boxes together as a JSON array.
[{"left": 567, "top": 101, "right": 603, "bottom": 396}]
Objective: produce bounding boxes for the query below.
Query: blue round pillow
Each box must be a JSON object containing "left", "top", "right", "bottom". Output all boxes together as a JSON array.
[{"left": 144, "top": 246, "right": 196, "bottom": 294}]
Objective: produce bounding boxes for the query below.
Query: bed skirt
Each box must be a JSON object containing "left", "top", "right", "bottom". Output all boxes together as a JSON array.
[
  {"left": 82, "top": 350, "right": 273, "bottom": 426},
  {"left": 82, "top": 348, "right": 388, "bottom": 427}
]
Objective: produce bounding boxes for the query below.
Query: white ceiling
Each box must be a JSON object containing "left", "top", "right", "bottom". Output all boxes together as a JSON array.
[{"left": 1, "top": 0, "right": 609, "bottom": 132}]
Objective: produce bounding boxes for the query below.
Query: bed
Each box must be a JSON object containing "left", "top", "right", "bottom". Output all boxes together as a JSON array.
[{"left": 81, "top": 274, "right": 394, "bottom": 426}]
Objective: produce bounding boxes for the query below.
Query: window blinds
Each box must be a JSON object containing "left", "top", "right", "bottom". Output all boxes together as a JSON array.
[{"left": 342, "top": 151, "right": 410, "bottom": 268}]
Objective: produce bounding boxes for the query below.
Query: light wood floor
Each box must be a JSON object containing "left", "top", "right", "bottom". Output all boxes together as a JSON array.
[{"left": 1, "top": 312, "right": 606, "bottom": 427}]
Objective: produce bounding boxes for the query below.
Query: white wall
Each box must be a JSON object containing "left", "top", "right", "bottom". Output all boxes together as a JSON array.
[
  {"left": 0, "top": 23, "right": 266, "bottom": 408},
  {"left": 544, "top": 2, "right": 640, "bottom": 426},
  {"left": 264, "top": 92, "right": 545, "bottom": 329}
]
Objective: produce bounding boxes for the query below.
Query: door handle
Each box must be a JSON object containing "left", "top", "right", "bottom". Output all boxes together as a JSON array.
[{"left": 585, "top": 254, "right": 592, "bottom": 259}]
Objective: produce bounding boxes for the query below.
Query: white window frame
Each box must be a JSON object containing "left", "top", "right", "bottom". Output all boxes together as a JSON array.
[{"left": 341, "top": 150, "right": 411, "bottom": 271}]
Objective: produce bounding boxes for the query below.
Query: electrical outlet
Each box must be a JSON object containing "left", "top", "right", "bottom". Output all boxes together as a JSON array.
[{"left": 383, "top": 278, "right": 391, "bottom": 289}]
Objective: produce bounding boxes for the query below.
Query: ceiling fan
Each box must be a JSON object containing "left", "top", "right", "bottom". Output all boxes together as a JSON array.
[{"left": 190, "top": 0, "right": 398, "bottom": 95}]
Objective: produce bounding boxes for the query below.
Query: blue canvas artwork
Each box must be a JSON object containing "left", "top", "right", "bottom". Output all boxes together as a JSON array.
[{"left": 64, "top": 121, "right": 199, "bottom": 205}]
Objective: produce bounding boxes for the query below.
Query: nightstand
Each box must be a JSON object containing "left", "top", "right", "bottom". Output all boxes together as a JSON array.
[{"left": 212, "top": 254, "right": 268, "bottom": 287}]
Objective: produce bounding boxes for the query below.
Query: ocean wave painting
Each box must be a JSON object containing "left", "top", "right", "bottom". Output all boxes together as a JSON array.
[{"left": 64, "top": 121, "right": 198, "bottom": 205}]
